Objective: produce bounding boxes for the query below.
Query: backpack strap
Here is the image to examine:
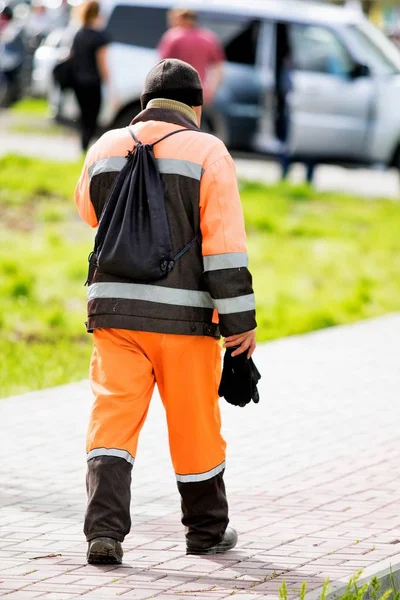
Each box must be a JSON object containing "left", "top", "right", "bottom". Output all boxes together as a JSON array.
[
  {"left": 128, "top": 127, "right": 140, "bottom": 144},
  {"left": 128, "top": 126, "right": 196, "bottom": 148},
  {"left": 173, "top": 232, "right": 201, "bottom": 262},
  {"left": 151, "top": 128, "right": 195, "bottom": 148},
  {"left": 162, "top": 232, "right": 201, "bottom": 273}
]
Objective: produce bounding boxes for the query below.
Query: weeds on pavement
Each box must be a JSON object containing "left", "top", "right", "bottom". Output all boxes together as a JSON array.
[{"left": 278, "top": 570, "right": 400, "bottom": 600}]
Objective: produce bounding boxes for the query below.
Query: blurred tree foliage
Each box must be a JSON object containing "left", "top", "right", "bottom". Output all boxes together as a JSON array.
[
  {"left": 328, "top": 0, "right": 397, "bottom": 14},
  {"left": 361, "top": 0, "right": 386, "bottom": 16}
]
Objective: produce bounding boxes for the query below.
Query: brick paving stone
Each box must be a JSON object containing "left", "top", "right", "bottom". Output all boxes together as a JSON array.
[
  {"left": 123, "top": 580, "right": 181, "bottom": 590},
  {"left": 82, "top": 588, "right": 133, "bottom": 600},
  {"left": 111, "top": 590, "right": 156, "bottom": 599},
  {"left": 82, "top": 587, "right": 133, "bottom": 597},
  {"left": 1, "top": 316, "right": 400, "bottom": 599},
  {"left": 0, "top": 592, "right": 46, "bottom": 599},
  {"left": 160, "top": 593, "right": 231, "bottom": 599},
  {"left": 0, "top": 580, "right": 33, "bottom": 592},
  {"left": 39, "top": 576, "right": 83, "bottom": 585},
  {"left": 1, "top": 569, "right": 43, "bottom": 579},
  {"left": 165, "top": 582, "right": 221, "bottom": 593},
  {"left": 35, "top": 595, "right": 76, "bottom": 600},
  {"left": 223, "top": 594, "right": 267, "bottom": 600},
  {"left": 20, "top": 586, "right": 89, "bottom": 595},
  {"left": 78, "top": 588, "right": 134, "bottom": 598}
]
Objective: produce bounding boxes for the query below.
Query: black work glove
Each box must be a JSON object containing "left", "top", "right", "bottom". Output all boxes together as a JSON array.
[{"left": 218, "top": 348, "right": 261, "bottom": 407}]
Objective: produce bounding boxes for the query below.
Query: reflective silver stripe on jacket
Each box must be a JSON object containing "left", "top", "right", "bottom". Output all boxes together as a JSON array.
[
  {"left": 87, "top": 447, "right": 135, "bottom": 466},
  {"left": 88, "top": 156, "right": 203, "bottom": 181},
  {"left": 176, "top": 461, "right": 226, "bottom": 483},
  {"left": 157, "top": 158, "right": 203, "bottom": 180},
  {"left": 213, "top": 294, "right": 255, "bottom": 315},
  {"left": 88, "top": 282, "right": 214, "bottom": 309},
  {"left": 89, "top": 156, "right": 126, "bottom": 179},
  {"left": 88, "top": 283, "right": 255, "bottom": 314},
  {"left": 203, "top": 253, "right": 248, "bottom": 272}
]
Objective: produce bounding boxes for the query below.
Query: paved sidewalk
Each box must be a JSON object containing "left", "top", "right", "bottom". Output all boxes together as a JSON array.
[
  {"left": 1, "top": 124, "right": 399, "bottom": 199},
  {"left": 1, "top": 315, "right": 400, "bottom": 600}
]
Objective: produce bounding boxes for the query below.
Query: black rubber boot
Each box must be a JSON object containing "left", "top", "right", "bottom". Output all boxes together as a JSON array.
[
  {"left": 180, "top": 471, "right": 229, "bottom": 551},
  {"left": 87, "top": 537, "right": 123, "bottom": 564},
  {"left": 186, "top": 527, "right": 238, "bottom": 555}
]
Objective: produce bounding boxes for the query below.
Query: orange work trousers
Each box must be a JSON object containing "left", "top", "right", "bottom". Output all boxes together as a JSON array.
[{"left": 84, "top": 328, "right": 229, "bottom": 548}]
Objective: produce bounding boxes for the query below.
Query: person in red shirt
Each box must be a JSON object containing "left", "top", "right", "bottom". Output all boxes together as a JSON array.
[{"left": 158, "top": 9, "right": 224, "bottom": 105}]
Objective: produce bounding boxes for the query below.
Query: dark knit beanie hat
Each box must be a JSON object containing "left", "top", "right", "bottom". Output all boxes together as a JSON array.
[{"left": 141, "top": 59, "right": 203, "bottom": 109}]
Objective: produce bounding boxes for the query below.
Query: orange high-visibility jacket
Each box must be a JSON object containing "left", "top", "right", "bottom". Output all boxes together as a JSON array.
[{"left": 75, "top": 100, "right": 256, "bottom": 338}]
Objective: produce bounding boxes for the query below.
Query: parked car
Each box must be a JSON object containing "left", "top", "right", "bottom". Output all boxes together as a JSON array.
[{"left": 50, "top": 0, "right": 400, "bottom": 172}]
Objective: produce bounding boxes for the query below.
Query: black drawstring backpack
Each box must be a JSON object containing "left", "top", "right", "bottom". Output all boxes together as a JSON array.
[{"left": 86, "top": 127, "right": 200, "bottom": 284}]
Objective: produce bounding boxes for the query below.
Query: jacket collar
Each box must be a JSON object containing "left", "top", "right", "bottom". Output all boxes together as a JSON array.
[
  {"left": 131, "top": 98, "right": 200, "bottom": 131},
  {"left": 147, "top": 99, "right": 198, "bottom": 124}
]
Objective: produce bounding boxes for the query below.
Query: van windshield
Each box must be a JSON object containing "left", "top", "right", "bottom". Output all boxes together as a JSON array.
[{"left": 348, "top": 23, "right": 400, "bottom": 75}]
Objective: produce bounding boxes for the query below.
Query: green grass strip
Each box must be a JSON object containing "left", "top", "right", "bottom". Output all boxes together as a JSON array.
[
  {"left": 10, "top": 97, "right": 50, "bottom": 116},
  {"left": 1, "top": 155, "right": 400, "bottom": 397}
]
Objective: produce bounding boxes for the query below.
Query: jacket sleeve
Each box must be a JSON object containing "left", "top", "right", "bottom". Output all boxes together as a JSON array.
[
  {"left": 199, "top": 154, "right": 256, "bottom": 337},
  {"left": 74, "top": 149, "right": 98, "bottom": 228}
]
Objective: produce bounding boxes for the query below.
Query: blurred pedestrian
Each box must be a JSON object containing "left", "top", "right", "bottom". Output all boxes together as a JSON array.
[
  {"left": 27, "top": 3, "right": 51, "bottom": 40},
  {"left": 75, "top": 58, "right": 257, "bottom": 564},
  {"left": 52, "top": 0, "right": 70, "bottom": 29},
  {"left": 26, "top": 3, "right": 52, "bottom": 57},
  {"left": 70, "top": 1, "right": 109, "bottom": 152},
  {"left": 0, "top": 5, "right": 27, "bottom": 106},
  {"left": 275, "top": 23, "right": 315, "bottom": 185},
  {"left": 158, "top": 8, "right": 224, "bottom": 105}
]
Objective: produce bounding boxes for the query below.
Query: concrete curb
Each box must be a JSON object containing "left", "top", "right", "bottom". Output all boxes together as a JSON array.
[{"left": 305, "top": 553, "right": 400, "bottom": 600}]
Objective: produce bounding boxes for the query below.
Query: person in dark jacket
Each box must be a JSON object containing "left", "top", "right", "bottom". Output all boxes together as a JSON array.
[{"left": 71, "top": 1, "right": 109, "bottom": 152}]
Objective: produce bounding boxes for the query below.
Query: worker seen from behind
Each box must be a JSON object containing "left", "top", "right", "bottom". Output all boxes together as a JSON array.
[
  {"left": 75, "top": 58, "right": 256, "bottom": 564},
  {"left": 158, "top": 8, "right": 224, "bottom": 105}
]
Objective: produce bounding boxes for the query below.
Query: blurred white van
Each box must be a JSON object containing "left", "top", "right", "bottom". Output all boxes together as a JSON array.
[{"left": 50, "top": 0, "right": 400, "bottom": 171}]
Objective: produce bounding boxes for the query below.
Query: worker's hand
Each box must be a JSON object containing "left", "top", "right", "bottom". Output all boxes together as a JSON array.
[{"left": 223, "top": 329, "right": 256, "bottom": 359}]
